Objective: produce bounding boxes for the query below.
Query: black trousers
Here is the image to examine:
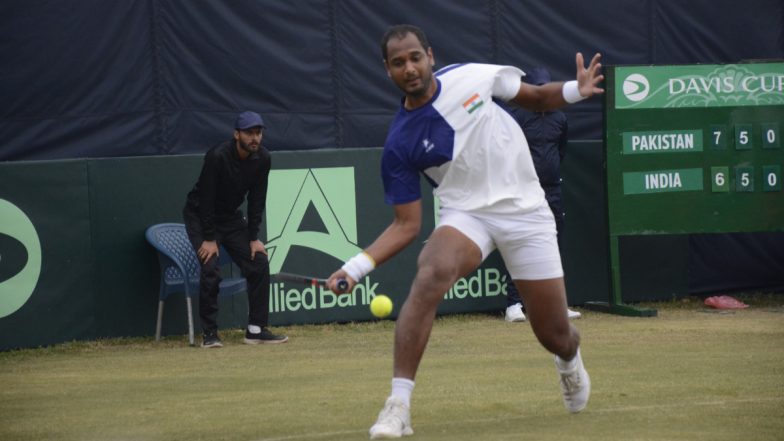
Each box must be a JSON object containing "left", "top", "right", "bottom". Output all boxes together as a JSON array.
[{"left": 183, "top": 209, "right": 270, "bottom": 333}]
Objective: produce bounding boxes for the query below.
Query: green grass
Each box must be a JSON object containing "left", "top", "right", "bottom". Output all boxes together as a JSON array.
[{"left": 1, "top": 296, "right": 783, "bottom": 441}]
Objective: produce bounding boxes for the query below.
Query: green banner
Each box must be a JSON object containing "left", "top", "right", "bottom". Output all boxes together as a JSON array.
[
  {"left": 0, "top": 143, "right": 679, "bottom": 350},
  {"left": 260, "top": 154, "right": 509, "bottom": 324},
  {"left": 0, "top": 161, "right": 95, "bottom": 350},
  {"left": 0, "top": 152, "right": 512, "bottom": 350},
  {"left": 615, "top": 63, "right": 784, "bottom": 109}
]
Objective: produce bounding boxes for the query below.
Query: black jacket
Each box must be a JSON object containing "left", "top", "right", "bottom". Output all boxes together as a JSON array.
[
  {"left": 184, "top": 139, "right": 271, "bottom": 241},
  {"left": 512, "top": 107, "right": 568, "bottom": 189}
]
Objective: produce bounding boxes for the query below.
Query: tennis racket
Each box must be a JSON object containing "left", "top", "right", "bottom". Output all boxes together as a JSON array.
[{"left": 273, "top": 271, "right": 349, "bottom": 292}]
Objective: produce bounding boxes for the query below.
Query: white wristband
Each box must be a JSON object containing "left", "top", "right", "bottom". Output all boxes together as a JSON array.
[
  {"left": 341, "top": 252, "right": 376, "bottom": 282},
  {"left": 562, "top": 80, "right": 586, "bottom": 104}
]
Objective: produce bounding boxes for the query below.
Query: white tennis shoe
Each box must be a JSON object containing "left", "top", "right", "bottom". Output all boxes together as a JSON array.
[
  {"left": 567, "top": 308, "right": 582, "bottom": 319},
  {"left": 505, "top": 303, "right": 526, "bottom": 322},
  {"left": 556, "top": 350, "right": 591, "bottom": 413},
  {"left": 369, "top": 396, "right": 414, "bottom": 439}
]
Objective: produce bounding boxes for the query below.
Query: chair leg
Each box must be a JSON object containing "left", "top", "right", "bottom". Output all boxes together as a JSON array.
[
  {"left": 186, "top": 296, "right": 195, "bottom": 346},
  {"left": 156, "top": 300, "right": 164, "bottom": 341}
]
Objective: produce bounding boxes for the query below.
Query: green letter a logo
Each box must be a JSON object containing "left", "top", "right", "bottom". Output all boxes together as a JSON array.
[{"left": 266, "top": 168, "right": 361, "bottom": 273}]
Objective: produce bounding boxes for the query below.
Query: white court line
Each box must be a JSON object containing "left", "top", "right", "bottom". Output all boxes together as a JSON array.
[
  {"left": 254, "top": 429, "right": 365, "bottom": 441},
  {"left": 253, "top": 396, "right": 782, "bottom": 441},
  {"left": 590, "top": 396, "right": 782, "bottom": 414}
]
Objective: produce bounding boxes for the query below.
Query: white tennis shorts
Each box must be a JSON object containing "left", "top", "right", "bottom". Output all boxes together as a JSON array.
[{"left": 437, "top": 202, "right": 563, "bottom": 280}]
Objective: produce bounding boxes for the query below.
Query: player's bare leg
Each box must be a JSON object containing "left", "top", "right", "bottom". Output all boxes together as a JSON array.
[
  {"left": 394, "top": 226, "right": 482, "bottom": 379},
  {"left": 516, "top": 278, "right": 578, "bottom": 358},
  {"left": 516, "top": 278, "right": 590, "bottom": 413},
  {"left": 369, "top": 226, "right": 481, "bottom": 439}
]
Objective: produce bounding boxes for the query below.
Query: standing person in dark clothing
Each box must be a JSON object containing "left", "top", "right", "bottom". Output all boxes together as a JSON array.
[
  {"left": 183, "top": 110, "right": 288, "bottom": 348},
  {"left": 505, "top": 68, "right": 581, "bottom": 322}
]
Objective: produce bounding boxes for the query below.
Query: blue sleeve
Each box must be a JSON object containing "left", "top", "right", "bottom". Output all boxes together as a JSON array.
[{"left": 381, "top": 144, "right": 422, "bottom": 205}]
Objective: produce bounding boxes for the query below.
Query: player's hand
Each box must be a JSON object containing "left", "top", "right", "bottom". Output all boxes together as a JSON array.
[
  {"left": 576, "top": 52, "right": 604, "bottom": 98},
  {"left": 327, "top": 269, "right": 355, "bottom": 294},
  {"left": 249, "top": 240, "right": 267, "bottom": 260},
  {"left": 198, "top": 240, "right": 219, "bottom": 264}
]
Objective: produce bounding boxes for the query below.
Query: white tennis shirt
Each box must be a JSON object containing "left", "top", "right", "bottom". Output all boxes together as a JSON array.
[{"left": 381, "top": 63, "right": 545, "bottom": 214}]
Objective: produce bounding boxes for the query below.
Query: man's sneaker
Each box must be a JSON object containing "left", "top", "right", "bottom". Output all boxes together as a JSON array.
[
  {"left": 369, "top": 396, "right": 413, "bottom": 439},
  {"left": 201, "top": 331, "right": 223, "bottom": 348},
  {"left": 243, "top": 327, "right": 289, "bottom": 344},
  {"left": 505, "top": 303, "right": 526, "bottom": 322},
  {"left": 567, "top": 308, "right": 582, "bottom": 319},
  {"left": 555, "top": 350, "right": 591, "bottom": 413}
]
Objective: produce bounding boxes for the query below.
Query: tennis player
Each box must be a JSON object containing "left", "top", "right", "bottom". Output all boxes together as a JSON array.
[{"left": 328, "top": 24, "right": 603, "bottom": 438}]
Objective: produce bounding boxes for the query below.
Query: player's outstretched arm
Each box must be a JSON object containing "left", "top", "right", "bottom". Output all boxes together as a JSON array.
[
  {"left": 511, "top": 52, "right": 603, "bottom": 111},
  {"left": 327, "top": 199, "right": 422, "bottom": 293}
]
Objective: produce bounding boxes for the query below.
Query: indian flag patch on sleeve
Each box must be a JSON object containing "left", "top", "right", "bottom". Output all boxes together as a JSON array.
[{"left": 462, "top": 93, "right": 484, "bottom": 114}]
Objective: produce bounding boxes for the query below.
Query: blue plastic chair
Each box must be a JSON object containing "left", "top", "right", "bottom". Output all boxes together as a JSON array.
[{"left": 145, "top": 223, "right": 247, "bottom": 346}]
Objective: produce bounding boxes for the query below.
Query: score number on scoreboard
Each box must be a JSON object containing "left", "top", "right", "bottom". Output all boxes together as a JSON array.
[{"left": 618, "top": 123, "right": 781, "bottom": 195}]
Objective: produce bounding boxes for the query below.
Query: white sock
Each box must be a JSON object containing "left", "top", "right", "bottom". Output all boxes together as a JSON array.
[
  {"left": 556, "top": 348, "right": 580, "bottom": 372},
  {"left": 248, "top": 325, "right": 261, "bottom": 334},
  {"left": 390, "top": 377, "right": 415, "bottom": 408}
]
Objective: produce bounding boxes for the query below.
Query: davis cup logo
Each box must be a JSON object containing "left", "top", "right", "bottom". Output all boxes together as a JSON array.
[{"left": 622, "top": 73, "right": 650, "bottom": 102}]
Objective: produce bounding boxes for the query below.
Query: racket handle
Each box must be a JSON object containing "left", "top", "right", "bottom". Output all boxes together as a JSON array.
[{"left": 336, "top": 278, "right": 349, "bottom": 292}]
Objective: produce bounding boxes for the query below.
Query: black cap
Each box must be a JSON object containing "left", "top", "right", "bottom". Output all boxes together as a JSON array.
[{"left": 235, "top": 111, "right": 266, "bottom": 130}]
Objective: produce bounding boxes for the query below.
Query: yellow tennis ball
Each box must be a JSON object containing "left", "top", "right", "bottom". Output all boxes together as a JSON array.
[{"left": 370, "top": 294, "right": 393, "bottom": 318}]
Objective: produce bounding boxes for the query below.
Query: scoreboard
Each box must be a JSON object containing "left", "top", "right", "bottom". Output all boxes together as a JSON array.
[{"left": 597, "top": 62, "right": 784, "bottom": 315}]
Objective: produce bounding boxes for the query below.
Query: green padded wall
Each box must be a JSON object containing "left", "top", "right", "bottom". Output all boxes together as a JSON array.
[{"left": 0, "top": 144, "right": 689, "bottom": 349}]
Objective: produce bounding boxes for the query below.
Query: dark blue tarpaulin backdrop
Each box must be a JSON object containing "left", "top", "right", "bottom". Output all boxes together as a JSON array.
[
  {"left": 1, "top": 0, "right": 783, "bottom": 295},
  {"left": 2, "top": 0, "right": 782, "bottom": 159}
]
